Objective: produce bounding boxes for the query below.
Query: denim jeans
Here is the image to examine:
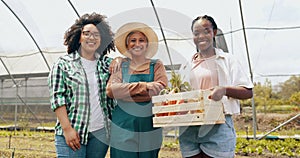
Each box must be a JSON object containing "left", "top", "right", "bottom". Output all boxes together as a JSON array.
[
  {"left": 55, "top": 128, "right": 109, "bottom": 158},
  {"left": 179, "top": 115, "right": 236, "bottom": 158}
]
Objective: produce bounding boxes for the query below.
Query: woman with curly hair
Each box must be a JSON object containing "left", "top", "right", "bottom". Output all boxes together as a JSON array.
[{"left": 48, "top": 12, "right": 116, "bottom": 158}]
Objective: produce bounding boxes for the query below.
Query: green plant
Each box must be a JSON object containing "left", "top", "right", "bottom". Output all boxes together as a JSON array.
[
  {"left": 160, "top": 71, "right": 191, "bottom": 95},
  {"left": 235, "top": 138, "right": 300, "bottom": 157}
]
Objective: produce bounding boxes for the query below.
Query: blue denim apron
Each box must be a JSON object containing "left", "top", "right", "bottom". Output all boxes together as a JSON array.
[{"left": 110, "top": 59, "right": 162, "bottom": 158}]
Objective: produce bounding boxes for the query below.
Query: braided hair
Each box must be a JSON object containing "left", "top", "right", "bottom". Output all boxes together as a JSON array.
[
  {"left": 191, "top": 15, "right": 218, "bottom": 50},
  {"left": 191, "top": 15, "right": 217, "bottom": 31}
]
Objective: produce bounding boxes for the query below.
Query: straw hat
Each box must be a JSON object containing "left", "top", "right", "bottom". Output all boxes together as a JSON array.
[{"left": 114, "top": 22, "right": 158, "bottom": 59}]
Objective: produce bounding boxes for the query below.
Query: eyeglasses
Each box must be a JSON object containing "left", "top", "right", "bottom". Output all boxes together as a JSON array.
[{"left": 82, "top": 31, "right": 100, "bottom": 39}]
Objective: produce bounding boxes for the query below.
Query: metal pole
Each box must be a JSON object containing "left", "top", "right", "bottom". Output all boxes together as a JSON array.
[
  {"left": 257, "top": 113, "right": 300, "bottom": 140},
  {"left": 150, "top": 0, "right": 174, "bottom": 71},
  {"left": 17, "top": 94, "right": 44, "bottom": 127},
  {"left": 14, "top": 84, "right": 18, "bottom": 132},
  {"left": 25, "top": 78, "right": 28, "bottom": 114},
  {"left": 68, "top": 0, "right": 80, "bottom": 18},
  {"left": 0, "top": 80, "right": 7, "bottom": 123},
  {"left": 238, "top": 0, "right": 257, "bottom": 139}
]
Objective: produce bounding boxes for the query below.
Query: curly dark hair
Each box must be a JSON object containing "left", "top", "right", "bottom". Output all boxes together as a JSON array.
[{"left": 64, "top": 12, "right": 115, "bottom": 55}]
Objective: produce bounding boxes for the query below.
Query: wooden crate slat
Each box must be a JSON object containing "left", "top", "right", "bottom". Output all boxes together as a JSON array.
[
  {"left": 153, "top": 113, "right": 204, "bottom": 124},
  {"left": 202, "top": 90, "right": 211, "bottom": 105},
  {"left": 203, "top": 104, "right": 224, "bottom": 122},
  {"left": 153, "top": 113, "right": 225, "bottom": 127},
  {"left": 152, "top": 102, "right": 204, "bottom": 114},
  {"left": 152, "top": 90, "right": 203, "bottom": 103},
  {"left": 153, "top": 121, "right": 225, "bottom": 127},
  {"left": 153, "top": 122, "right": 204, "bottom": 127}
]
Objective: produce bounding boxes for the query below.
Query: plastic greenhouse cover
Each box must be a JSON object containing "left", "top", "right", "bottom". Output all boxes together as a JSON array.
[{"left": 0, "top": 0, "right": 300, "bottom": 85}]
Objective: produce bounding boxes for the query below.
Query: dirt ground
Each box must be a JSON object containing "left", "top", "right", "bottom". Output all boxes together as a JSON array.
[
  {"left": 233, "top": 112, "right": 300, "bottom": 133},
  {"left": 0, "top": 112, "right": 298, "bottom": 158}
]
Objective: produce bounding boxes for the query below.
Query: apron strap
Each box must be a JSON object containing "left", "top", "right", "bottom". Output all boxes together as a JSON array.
[
  {"left": 121, "top": 58, "right": 157, "bottom": 83},
  {"left": 149, "top": 59, "right": 157, "bottom": 81},
  {"left": 121, "top": 59, "right": 130, "bottom": 83}
]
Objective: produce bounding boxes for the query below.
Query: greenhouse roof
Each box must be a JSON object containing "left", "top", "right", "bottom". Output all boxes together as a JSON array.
[{"left": 1, "top": 0, "right": 300, "bottom": 84}]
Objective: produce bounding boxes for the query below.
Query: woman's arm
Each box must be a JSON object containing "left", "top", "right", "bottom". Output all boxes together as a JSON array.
[
  {"left": 106, "top": 58, "right": 149, "bottom": 100},
  {"left": 106, "top": 67, "right": 149, "bottom": 99},
  {"left": 106, "top": 59, "right": 168, "bottom": 102},
  {"left": 209, "top": 86, "right": 253, "bottom": 101},
  {"left": 55, "top": 106, "right": 81, "bottom": 151}
]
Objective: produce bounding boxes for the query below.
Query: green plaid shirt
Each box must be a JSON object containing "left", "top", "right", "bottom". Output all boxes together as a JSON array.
[{"left": 48, "top": 51, "right": 115, "bottom": 145}]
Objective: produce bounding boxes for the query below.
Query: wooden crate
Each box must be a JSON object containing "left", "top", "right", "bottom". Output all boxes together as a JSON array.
[{"left": 152, "top": 90, "right": 225, "bottom": 127}]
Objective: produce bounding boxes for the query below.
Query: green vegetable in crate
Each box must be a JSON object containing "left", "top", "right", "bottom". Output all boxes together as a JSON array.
[
  {"left": 157, "top": 71, "right": 192, "bottom": 116},
  {"left": 160, "top": 71, "right": 192, "bottom": 94}
]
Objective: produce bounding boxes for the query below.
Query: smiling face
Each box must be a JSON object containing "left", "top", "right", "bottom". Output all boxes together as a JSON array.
[
  {"left": 192, "top": 19, "right": 217, "bottom": 53},
  {"left": 79, "top": 24, "right": 101, "bottom": 56},
  {"left": 126, "top": 31, "right": 148, "bottom": 58}
]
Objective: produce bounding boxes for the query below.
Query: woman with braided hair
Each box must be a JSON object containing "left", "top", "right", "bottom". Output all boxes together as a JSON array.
[{"left": 179, "top": 15, "right": 253, "bottom": 158}]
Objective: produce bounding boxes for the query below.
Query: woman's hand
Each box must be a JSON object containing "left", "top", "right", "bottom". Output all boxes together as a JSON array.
[
  {"left": 147, "top": 82, "right": 165, "bottom": 96},
  {"left": 63, "top": 126, "right": 81, "bottom": 151},
  {"left": 110, "top": 57, "right": 123, "bottom": 73},
  {"left": 209, "top": 86, "right": 226, "bottom": 101},
  {"left": 54, "top": 106, "right": 81, "bottom": 151}
]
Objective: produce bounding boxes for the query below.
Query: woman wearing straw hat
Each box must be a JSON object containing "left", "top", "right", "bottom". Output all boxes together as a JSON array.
[{"left": 106, "top": 22, "right": 168, "bottom": 158}]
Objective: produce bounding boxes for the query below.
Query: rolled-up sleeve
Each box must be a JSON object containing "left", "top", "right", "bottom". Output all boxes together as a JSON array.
[
  {"left": 48, "top": 62, "right": 67, "bottom": 111},
  {"left": 153, "top": 59, "right": 168, "bottom": 87}
]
